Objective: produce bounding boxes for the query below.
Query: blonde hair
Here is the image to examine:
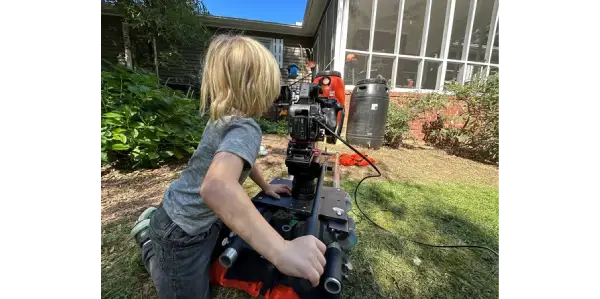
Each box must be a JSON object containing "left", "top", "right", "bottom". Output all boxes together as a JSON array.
[{"left": 200, "top": 34, "right": 281, "bottom": 120}]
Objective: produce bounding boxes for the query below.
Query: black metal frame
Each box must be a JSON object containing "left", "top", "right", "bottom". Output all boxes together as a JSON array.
[{"left": 213, "top": 159, "right": 353, "bottom": 299}]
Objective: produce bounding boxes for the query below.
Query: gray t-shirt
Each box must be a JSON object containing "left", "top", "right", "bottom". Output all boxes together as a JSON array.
[{"left": 162, "top": 116, "right": 262, "bottom": 236}]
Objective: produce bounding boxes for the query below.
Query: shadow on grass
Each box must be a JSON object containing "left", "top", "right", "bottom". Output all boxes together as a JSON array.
[{"left": 340, "top": 180, "right": 499, "bottom": 299}]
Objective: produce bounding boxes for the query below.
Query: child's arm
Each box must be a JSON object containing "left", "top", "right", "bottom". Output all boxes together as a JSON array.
[
  {"left": 201, "top": 152, "right": 326, "bottom": 287},
  {"left": 249, "top": 165, "right": 269, "bottom": 191},
  {"left": 250, "top": 165, "right": 292, "bottom": 199}
]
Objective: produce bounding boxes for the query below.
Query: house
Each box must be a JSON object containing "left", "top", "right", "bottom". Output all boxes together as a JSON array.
[{"left": 101, "top": 0, "right": 499, "bottom": 139}]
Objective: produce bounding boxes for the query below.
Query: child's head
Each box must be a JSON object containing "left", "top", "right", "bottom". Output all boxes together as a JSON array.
[{"left": 200, "top": 34, "right": 281, "bottom": 120}]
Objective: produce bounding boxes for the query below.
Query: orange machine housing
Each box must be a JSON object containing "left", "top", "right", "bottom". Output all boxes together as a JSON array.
[
  {"left": 210, "top": 261, "right": 300, "bottom": 299},
  {"left": 313, "top": 70, "right": 345, "bottom": 125}
]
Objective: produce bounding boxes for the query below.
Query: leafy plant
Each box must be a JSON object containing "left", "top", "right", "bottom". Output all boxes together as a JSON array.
[
  {"left": 102, "top": 0, "right": 211, "bottom": 75},
  {"left": 101, "top": 65, "right": 208, "bottom": 168},
  {"left": 384, "top": 102, "right": 412, "bottom": 148},
  {"left": 412, "top": 74, "right": 499, "bottom": 164},
  {"left": 255, "top": 118, "right": 289, "bottom": 136},
  {"left": 407, "top": 92, "right": 448, "bottom": 116}
]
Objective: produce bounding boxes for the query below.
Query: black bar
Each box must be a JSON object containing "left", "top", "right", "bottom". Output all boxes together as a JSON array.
[
  {"left": 305, "top": 163, "right": 327, "bottom": 237},
  {"left": 290, "top": 162, "right": 327, "bottom": 293}
]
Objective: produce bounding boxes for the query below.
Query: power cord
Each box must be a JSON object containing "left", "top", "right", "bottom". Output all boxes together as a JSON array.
[{"left": 316, "top": 120, "right": 499, "bottom": 257}]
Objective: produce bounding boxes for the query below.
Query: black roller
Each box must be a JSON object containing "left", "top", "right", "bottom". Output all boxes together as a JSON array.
[
  {"left": 323, "top": 242, "right": 343, "bottom": 294},
  {"left": 219, "top": 208, "right": 272, "bottom": 268},
  {"left": 281, "top": 224, "right": 293, "bottom": 240},
  {"left": 218, "top": 235, "right": 245, "bottom": 268}
]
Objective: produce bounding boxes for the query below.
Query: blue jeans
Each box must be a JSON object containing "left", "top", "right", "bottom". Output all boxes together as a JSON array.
[{"left": 142, "top": 205, "right": 221, "bottom": 299}]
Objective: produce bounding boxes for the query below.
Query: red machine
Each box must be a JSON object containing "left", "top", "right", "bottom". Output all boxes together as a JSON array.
[{"left": 313, "top": 70, "right": 345, "bottom": 126}]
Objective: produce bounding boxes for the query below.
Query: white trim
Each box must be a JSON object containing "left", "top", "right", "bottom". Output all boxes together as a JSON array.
[
  {"left": 458, "top": 0, "right": 477, "bottom": 84},
  {"left": 484, "top": 0, "right": 499, "bottom": 63},
  {"left": 345, "top": 86, "right": 454, "bottom": 94},
  {"left": 333, "top": 0, "right": 345, "bottom": 73},
  {"left": 416, "top": 0, "right": 433, "bottom": 89},
  {"left": 366, "top": 0, "right": 378, "bottom": 79},
  {"left": 420, "top": 0, "right": 433, "bottom": 57},
  {"left": 483, "top": 0, "right": 500, "bottom": 77},
  {"left": 345, "top": 49, "right": 371, "bottom": 55},
  {"left": 436, "top": 0, "right": 456, "bottom": 90},
  {"left": 371, "top": 52, "right": 397, "bottom": 58},
  {"left": 394, "top": 0, "right": 405, "bottom": 56},
  {"left": 392, "top": 0, "right": 405, "bottom": 89},
  {"left": 339, "top": 0, "right": 350, "bottom": 78}
]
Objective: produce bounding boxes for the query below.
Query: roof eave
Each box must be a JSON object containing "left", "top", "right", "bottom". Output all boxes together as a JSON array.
[{"left": 101, "top": 0, "right": 326, "bottom": 37}]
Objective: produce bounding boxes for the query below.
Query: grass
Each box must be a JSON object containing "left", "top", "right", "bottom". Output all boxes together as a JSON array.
[
  {"left": 340, "top": 181, "right": 498, "bottom": 299},
  {"left": 101, "top": 135, "right": 499, "bottom": 299}
]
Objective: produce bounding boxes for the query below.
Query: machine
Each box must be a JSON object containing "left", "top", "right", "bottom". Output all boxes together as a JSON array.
[{"left": 209, "top": 77, "right": 356, "bottom": 299}]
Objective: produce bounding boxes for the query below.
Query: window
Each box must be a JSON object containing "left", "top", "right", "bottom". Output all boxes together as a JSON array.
[
  {"left": 251, "top": 37, "right": 284, "bottom": 67},
  {"left": 340, "top": 0, "right": 499, "bottom": 90}
]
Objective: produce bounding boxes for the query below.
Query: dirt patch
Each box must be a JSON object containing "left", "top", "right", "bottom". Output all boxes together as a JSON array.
[
  {"left": 102, "top": 135, "right": 498, "bottom": 222},
  {"left": 260, "top": 135, "right": 498, "bottom": 187}
]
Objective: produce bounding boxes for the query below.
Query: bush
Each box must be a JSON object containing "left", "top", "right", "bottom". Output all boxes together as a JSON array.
[
  {"left": 255, "top": 117, "right": 289, "bottom": 135},
  {"left": 384, "top": 102, "right": 412, "bottom": 148},
  {"left": 415, "top": 74, "right": 499, "bottom": 164},
  {"left": 101, "top": 66, "right": 208, "bottom": 168}
]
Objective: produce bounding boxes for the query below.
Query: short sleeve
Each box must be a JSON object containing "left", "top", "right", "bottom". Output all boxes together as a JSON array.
[{"left": 216, "top": 118, "right": 262, "bottom": 171}]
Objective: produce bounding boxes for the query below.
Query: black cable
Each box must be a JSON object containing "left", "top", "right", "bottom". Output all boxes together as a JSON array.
[
  {"left": 287, "top": 72, "right": 313, "bottom": 88},
  {"left": 316, "top": 120, "right": 499, "bottom": 258}
]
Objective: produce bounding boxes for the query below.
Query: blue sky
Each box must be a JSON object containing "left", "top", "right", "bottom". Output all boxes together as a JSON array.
[{"left": 203, "top": 0, "right": 308, "bottom": 25}]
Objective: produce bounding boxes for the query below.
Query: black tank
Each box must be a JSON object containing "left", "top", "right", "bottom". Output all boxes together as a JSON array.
[{"left": 345, "top": 78, "right": 390, "bottom": 149}]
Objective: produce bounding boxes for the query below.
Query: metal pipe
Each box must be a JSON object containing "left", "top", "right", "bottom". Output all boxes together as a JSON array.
[
  {"left": 219, "top": 207, "right": 272, "bottom": 268},
  {"left": 323, "top": 242, "right": 343, "bottom": 294},
  {"left": 281, "top": 224, "right": 293, "bottom": 240}
]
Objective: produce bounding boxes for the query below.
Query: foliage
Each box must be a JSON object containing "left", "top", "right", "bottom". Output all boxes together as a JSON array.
[
  {"left": 413, "top": 74, "right": 499, "bottom": 164},
  {"left": 384, "top": 102, "right": 412, "bottom": 148},
  {"left": 101, "top": 65, "right": 208, "bottom": 168},
  {"left": 255, "top": 118, "right": 289, "bottom": 136},
  {"left": 103, "top": 0, "right": 211, "bottom": 71},
  {"left": 407, "top": 92, "right": 449, "bottom": 115}
]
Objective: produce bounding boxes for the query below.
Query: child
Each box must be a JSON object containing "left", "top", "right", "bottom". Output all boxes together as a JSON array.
[{"left": 129, "top": 35, "right": 327, "bottom": 299}]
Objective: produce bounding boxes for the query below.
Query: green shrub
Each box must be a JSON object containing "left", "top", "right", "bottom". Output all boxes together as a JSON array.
[
  {"left": 101, "top": 66, "right": 208, "bottom": 168},
  {"left": 255, "top": 117, "right": 289, "bottom": 135},
  {"left": 415, "top": 74, "right": 499, "bottom": 164},
  {"left": 384, "top": 102, "right": 412, "bottom": 148}
]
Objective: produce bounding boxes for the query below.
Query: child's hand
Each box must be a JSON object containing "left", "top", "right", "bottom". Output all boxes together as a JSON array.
[{"left": 264, "top": 184, "right": 292, "bottom": 199}]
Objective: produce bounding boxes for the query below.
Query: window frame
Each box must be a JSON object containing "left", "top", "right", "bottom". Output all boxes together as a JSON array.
[{"left": 336, "top": 0, "right": 499, "bottom": 92}]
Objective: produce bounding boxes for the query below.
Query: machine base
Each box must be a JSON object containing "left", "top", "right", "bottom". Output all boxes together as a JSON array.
[
  {"left": 213, "top": 178, "right": 353, "bottom": 299},
  {"left": 251, "top": 178, "right": 314, "bottom": 216}
]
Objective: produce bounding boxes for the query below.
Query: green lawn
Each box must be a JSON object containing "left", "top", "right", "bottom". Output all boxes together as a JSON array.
[{"left": 101, "top": 140, "right": 499, "bottom": 299}]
